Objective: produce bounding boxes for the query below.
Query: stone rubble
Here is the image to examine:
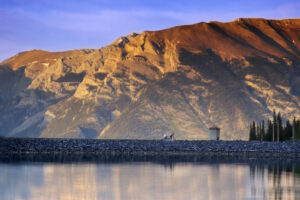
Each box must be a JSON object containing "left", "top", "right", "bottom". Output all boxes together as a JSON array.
[{"left": 1, "top": 138, "right": 300, "bottom": 158}]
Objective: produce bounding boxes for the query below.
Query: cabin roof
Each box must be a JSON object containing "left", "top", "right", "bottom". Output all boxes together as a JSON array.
[{"left": 209, "top": 126, "right": 220, "bottom": 130}]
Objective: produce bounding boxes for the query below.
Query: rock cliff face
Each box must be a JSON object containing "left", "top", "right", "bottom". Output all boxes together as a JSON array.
[{"left": 1, "top": 18, "right": 300, "bottom": 140}]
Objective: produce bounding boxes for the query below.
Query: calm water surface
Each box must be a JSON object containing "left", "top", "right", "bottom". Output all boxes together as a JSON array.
[{"left": 1, "top": 157, "right": 300, "bottom": 200}]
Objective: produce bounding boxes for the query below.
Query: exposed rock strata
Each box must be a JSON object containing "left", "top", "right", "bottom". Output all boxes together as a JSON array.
[{"left": 1, "top": 18, "right": 300, "bottom": 139}]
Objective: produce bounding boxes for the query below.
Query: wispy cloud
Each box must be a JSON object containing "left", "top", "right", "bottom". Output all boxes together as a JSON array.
[{"left": 0, "top": 1, "right": 300, "bottom": 61}]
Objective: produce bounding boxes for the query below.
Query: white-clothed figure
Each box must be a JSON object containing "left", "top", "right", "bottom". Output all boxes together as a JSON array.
[{"left": 163, "top": 133, "right": 168, "bottom": 140}]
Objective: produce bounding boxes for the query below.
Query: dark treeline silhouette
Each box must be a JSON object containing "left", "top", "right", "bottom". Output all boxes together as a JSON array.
[{"left": 249, "top": 111, "right": 300, "bottom": 141}]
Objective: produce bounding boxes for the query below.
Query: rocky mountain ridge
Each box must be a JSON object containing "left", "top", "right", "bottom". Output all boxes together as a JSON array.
[{"left": 1, "top": 18, "right": 300, "bottom": 140}]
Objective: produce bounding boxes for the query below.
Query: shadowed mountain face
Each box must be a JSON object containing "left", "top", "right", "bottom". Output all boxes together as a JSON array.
[{"left": 1, "top": 18, "right": 300, "bottom": 140}]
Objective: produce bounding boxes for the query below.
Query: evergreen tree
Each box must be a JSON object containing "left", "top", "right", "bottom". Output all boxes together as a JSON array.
[
  {"left": 249, "top": 121, "right": 257, "bottom": 140},
  {"left": 277, "top": 112, "right": 283, "bottom": 141},
  {"left": 293, "top": 117, "right": 296, "bottom": 141},
  {"left": 296, "top": 119, "right": 300, "bottom": 140},
  {"left": 273, "top": 110, "right": 276, "bottom": 141},
  {"left": 249, "top": 123, "right": 253, "bottom": 140},
  {"left": 265, "top": 120, "right": 272, "bottom": 141},
  {"left": 257, "top": 122, "right": 260, "bottom": 141},
  {"left": 261, "top": 120, "right": 265, "bottom": 141}
]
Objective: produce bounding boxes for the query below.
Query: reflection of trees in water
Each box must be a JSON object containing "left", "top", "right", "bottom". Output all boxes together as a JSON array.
[
  {"left": 293, "top": 166, "right": 300, "bottom": 199},
  {"left": 250, "top": 163, "right": 300, "bottom": 200}
]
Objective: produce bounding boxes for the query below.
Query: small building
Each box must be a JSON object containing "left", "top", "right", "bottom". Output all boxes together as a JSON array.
[{"left": 209, "top": 126, "right": 220, "bottom": 140}]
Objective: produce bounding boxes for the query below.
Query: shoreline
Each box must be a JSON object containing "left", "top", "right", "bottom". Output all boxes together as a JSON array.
[{"left": 1, "top": 138, "right": 300, "bottom": 159}]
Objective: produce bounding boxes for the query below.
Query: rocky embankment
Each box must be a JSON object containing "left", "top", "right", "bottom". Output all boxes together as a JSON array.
[{"left": 1, "top": 138, "right": 300, "bottom": 158}]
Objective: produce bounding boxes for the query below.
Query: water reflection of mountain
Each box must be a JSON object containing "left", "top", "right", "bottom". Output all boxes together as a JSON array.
[
  {"left": 0, "top": 164, "right": 44, "bottom": 200},
  {"left": 0, "top": 163, "right": 251, "bottom": 200},
  {"left": 1, "top": 161, "right": 300, "bottom": 200}
]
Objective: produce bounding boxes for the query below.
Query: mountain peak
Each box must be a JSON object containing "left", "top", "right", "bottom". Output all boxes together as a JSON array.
[{"left": 0, "top": 18, "right": 300, "bottom": 140}]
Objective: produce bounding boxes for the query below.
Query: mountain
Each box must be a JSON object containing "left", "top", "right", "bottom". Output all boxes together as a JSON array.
[{"left": 1, "top": 18, "right": 300, "bottom": 140}]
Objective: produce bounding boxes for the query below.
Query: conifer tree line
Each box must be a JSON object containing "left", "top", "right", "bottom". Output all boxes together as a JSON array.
[{"left": 249, "top": 111, "right": 300, "bottom": 141}]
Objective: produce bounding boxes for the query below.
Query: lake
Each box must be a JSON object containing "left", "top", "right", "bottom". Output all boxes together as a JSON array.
[{"left": 1, "top": 156, "right": 300, "bottom": 200}]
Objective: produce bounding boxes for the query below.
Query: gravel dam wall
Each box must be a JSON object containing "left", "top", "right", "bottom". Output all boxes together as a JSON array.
[{"left": 1, "top": 138, "right": 300, "bottom": 159}]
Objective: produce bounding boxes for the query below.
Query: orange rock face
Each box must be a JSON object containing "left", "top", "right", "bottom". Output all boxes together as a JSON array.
[{"left": 1, "top": 18, "right": 300, "bottom": 140}]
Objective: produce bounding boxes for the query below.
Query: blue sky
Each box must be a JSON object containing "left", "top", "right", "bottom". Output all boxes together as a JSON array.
[{"left": 1, "top": 0, "right": 300, "bottom": 61}]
